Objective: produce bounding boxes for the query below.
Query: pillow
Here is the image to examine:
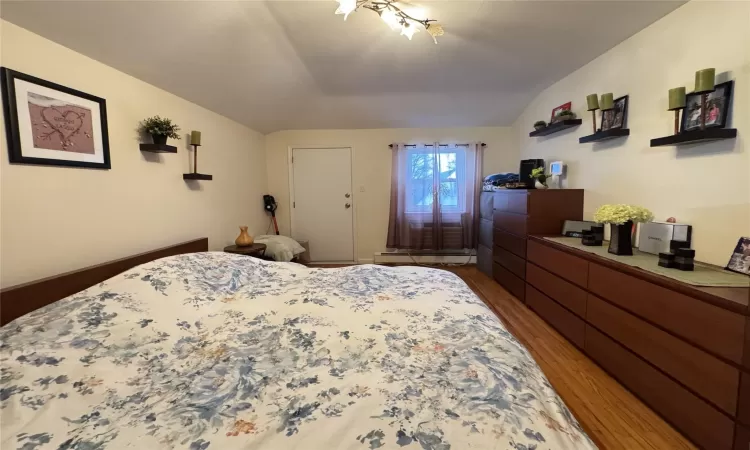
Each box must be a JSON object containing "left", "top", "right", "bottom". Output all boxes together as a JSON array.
[{"left": 254, "top": 235, "right": 306, "bottom": 262}]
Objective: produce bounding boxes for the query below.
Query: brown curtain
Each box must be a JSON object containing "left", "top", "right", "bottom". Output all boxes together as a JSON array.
[{"left": 386, "top": 142, "right": 483, "bottom": 250}]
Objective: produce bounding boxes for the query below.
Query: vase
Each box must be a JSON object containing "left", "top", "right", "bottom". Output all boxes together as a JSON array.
[
  {"left": 534, "top": 180, "right": 548, "bottom": 190},
  {"left": 235, "top": 226, "right": 254, "bottom": 247},
  {"left": 608, "top": 221, "right": 633, "bottom": 255},
  {"left": 151, "top": 134, "right": 168, "bottom": 145}
]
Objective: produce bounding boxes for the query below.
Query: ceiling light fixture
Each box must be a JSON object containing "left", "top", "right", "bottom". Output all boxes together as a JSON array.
[{"left": 334, "top": 0, "right": 444, "bottom": 43}]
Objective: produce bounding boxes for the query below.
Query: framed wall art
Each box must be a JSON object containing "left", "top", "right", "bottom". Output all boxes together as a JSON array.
[
  {"left": 550, "top": 102, "right": 572, "bottom": 123},
  {"left": 681, "top": 80, "right": 732, "bottom": 132},
  {"left": 601, "top": 95, "right": 628, "bottom": 131},
  {"left": 726, "top": 237, "right": 750, "bottom": 276},
  {"left": 1, "top": 67, "right": 110, "bottom": 169}
]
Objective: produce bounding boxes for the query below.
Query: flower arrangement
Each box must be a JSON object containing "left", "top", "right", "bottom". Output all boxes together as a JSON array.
[
  {"left": 594, "top": 204, "right": 654, "bottom": 225},
  {"left": 533, "top": 120, "right": 547, "bottom": 130},
  {"left": 140, "top": 116, "right": 181, "bottom": 139},
  {"left": 556, "top": 110, "right": 577, "bottom": 120},
  {"left": 529, "top": 167, "right": 549, "bottom": 185}
]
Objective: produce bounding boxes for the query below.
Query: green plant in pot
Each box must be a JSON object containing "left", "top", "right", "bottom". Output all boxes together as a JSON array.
[
  {"left": 533, "top": 120, "right": 547, "bottom": 131},
  {"left": 141, "top": 116, "right": 181, "bottom": 145},
  {"left": 593, "top": 204, "right": 654, "bottom": 256},
  {"left": 556, "top": 109, "right": 577, "bottom": 121},
  {"left": 529, "top": 167, "right": 549, "bottom": 189}
]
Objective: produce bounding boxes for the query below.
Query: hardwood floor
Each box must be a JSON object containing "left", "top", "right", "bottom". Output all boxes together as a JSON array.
[{"left": 447, "top": 265, "right": 697, "bottom": 450}]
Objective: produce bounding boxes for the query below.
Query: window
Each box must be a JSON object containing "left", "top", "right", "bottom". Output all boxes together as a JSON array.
[{"left": 405, "top": 145, "right": 466, "bottom": 213}]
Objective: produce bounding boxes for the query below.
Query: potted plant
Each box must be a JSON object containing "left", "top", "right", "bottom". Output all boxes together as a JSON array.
[
  {"left": 593, "top": 204, "right": 654, "bottom": 255},
  {"left": 529, "top": 167, "right": 549, "bottom": 189},
  {"left": 533, "top": 120, "right": 547, "bottom": 131},
  {"left": 141, "top": 116, "right": 181, "bottom": 145},
  {"left": 556, "top": 110, "right": 577, "bottom": 121}
]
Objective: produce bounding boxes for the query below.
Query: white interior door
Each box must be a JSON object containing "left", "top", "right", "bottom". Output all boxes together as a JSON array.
[{"left": 291, "top": 147, "right": 354, "bottom": 262}]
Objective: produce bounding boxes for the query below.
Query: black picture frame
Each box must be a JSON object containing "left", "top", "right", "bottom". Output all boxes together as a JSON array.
[
  {"left": 1, "top": 67, "right": 110, "bottom": 169},
  {"left": 600, "top": 95, "right": 628, "bottom": 131},
  {"left": 726, "top": 237, "right": 750, "bottom": 276},
  {"left": 681, "top": 80, "right": 733, "bottom": 133}
]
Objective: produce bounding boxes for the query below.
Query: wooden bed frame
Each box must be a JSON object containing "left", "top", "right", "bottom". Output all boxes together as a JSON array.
[{"left": 0, "top": 238, "right": 208, "bottom": 326}]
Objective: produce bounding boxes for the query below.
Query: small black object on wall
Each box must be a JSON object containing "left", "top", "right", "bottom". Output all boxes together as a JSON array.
[{"left": 1, "top": 67, "right": 111, "bottom": 169}]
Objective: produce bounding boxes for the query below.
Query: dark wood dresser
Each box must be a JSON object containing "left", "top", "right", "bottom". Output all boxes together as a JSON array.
[
  {"left": 477, "top": 189, "right": 584, "bottom": 301},
  {"left": 525, "top": 236, "right": 750, "bottom": 450}
]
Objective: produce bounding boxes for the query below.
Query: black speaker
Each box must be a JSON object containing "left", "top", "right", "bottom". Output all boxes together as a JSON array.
[{"left": 519, "top": 159, "right": 544, "bottom": 188}]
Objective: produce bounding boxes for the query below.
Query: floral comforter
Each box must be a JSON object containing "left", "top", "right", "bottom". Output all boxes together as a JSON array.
[{"left": 0, "top": 252, "right": 596, "bottom": 450}]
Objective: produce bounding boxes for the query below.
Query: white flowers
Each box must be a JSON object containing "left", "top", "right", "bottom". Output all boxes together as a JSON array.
[{"left": 593, "top": 204, "right": 654, "bottom": 225}]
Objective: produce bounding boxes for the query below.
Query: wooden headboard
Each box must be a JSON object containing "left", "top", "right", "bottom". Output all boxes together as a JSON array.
[{"left": 0, "top": 238, "right": 208, "bottom": 326}]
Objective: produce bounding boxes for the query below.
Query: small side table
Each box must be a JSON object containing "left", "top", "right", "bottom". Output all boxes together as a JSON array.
[{"left": 224, "top": 243, "right": 267, "bottom": 258}]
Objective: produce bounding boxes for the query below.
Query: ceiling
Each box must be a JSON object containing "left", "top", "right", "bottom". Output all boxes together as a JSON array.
[{"left": 0, "top": 0, "right": 684, "bottom": 134}]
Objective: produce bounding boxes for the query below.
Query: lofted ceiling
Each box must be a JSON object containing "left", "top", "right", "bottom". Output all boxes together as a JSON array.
[{"left": 0, "top": 0, "right": 684, "bottom": 134}]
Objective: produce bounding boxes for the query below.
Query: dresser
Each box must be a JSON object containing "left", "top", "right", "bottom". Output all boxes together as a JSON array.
[
  {"left": 525, "top": 236, "right": 750, "bottom": 450},
  {"left": 477, "top": 190, "right": 584, "bottom": 301}
]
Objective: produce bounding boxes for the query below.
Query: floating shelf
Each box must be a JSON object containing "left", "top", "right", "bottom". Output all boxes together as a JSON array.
[
  {"left": 140, "top": 144, "right": 177, "bottom": 153},
  {"left": 529, "top": 119, "right": 583, "bottom": 137},
  {"left": 579, "top": 128, "right": 630, "bottom": 143},
  {"left": 183, "top": 173, "right": 213, "bottom": 181},
  {"left": 650, "top": 128, "right": 737, "bottom": 147}
]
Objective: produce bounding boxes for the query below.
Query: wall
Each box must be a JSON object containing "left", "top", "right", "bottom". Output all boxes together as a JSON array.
[
  {"left": 265, "top": 127, "right": 517, "bottom": 262},
  {"left": 514, "top": 1, "right": 750, "bottom": 266},
  {"left": 0, "top": 21, "right": 268, "bottom": 286}
]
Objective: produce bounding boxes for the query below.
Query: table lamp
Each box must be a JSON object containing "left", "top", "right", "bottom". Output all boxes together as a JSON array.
[
  {"left": 586, "top": 94, "right": 599, "bottom": 133},
  {"left": 668, "top": 87, "right": 686, "bottom": 135},
  {"left": 694, "top": 68, "right": 715, "bottom": 130}
]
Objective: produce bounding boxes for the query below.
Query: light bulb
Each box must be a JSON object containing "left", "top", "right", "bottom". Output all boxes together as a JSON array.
[
  {"left": 400, "top": 22, "right": 420, "bottom": 40},
  {"left": 380, "top": 8, "right": 400, "bottom": 30},
  {"left": 335, "top": 0, "right": 357, "bottom": 20}
]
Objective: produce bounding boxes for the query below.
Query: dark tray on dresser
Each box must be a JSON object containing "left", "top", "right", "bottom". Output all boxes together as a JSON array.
[
  {"left": 524, "top": 236, "right": 750, "bottom": 450},
  {"left": 477, "top": 189, "right": 584, "bottom": 302}
]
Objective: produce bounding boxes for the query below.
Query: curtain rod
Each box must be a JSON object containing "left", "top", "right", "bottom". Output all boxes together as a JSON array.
[{"left": 388, "top": 143, "right": 486, "bottom": 148}]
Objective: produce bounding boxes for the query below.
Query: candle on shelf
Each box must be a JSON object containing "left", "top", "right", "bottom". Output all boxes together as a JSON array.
[
  {"left": 668, "top": 87, "right": 686, "bottom": 135},
  {"left": 694, "top": 68, "right": 716, "bottom": 93},
  {"left": 600, "top": 93, "right": 614, "bottom": 110},
  {"left": 190, "top": 130, "right": 202, "bottom": 146}
]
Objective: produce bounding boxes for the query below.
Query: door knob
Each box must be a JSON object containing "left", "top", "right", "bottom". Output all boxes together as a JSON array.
[
  {"left": 345, "top": 203, "right": 351, "bottom": 208},
  {"left": 345, "top": 193, "right": 351, "bottom": 198}
]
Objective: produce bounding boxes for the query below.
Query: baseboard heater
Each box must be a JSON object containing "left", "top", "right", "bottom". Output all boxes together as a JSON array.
[{"left": 373, "top": 250, "right": 476, "bottom": 264}]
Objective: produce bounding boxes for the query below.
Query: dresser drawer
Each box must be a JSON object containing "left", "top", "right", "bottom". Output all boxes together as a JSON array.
[
  {"left": 526, "top": 262, "right": 587, "bottom": 318},
  {"left": 588, "top": 263, "right": 745, "bottom": 364},
  {"left": 526, "top": 285, "right": 585, "bottom": 348},
  {"left": 493, "top": 262, "right": 525, "bottom": 302},
  {"left": 480, "top": 192, "right": 494, "bottom": 220},
  {"left": 735, "top": 423, "right": 750, "bottom": 450},
  {"left": 585, "top": 326, "right": 735, "bottom": 450},
  {"left": 492, "top": 192, "right": 528, "bottom": 214},
  {"left": 587, "top": 294, "right": 739, "bottom": 415},
  {"left": 527, "top": 240, "right": 588, "bottom": 287},
  {"left": 477, "top": 244, "right": 493, "bottom": 277},
  {"left": 494, "top": 228, "right": 526, "bottom": 258},
  {"left": 739, "top": 373, "right": 750, "bottom": 426},
  {"left": 493, "top": 211, "right": 527, "bottom": 237},
  {"left": 479, "top": 218, "right": 493, "bottom": 248},
  {"left": 493, "top": 246, "right": 526, "bottom": 280}
]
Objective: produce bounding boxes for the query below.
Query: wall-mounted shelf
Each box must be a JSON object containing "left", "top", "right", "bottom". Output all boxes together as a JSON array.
[
  {"left": 650, "top": 128, "right": 737, "bottom": 147},
  {"left": 183, "top": 173, "right": 213, "bottom": 181},
  {"left": 140, "top": 144, "right": 177, "bottom": 153},
  {"left": 579, "top": 128, "right": 630, "bottom": 143},
  {"left": 529, "top": 119, "right": 583, "bottom": 137}
]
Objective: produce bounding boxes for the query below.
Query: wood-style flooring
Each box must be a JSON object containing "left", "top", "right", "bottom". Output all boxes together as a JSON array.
[{"left": 446, "top": 265, "right": 696, "bottom": 450}]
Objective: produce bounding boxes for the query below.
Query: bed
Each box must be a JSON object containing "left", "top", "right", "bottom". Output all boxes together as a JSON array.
[{"left": 0, "top": 242, "right": 596, "bottom": 450}]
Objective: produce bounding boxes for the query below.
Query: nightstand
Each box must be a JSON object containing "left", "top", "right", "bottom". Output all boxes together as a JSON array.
[{"left": 223, "top": 243, "right": 267, "bottom": 258}]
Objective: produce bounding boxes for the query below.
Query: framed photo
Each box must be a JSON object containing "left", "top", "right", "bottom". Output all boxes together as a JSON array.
[
  {"left": 681, "top": 80, "right": 732, "bottom": 132},
  {"left": 550, "top": 102, "right": 572, "bottom": 123},
  {"left": 601, "top": 95, "right": 628, "bottom": 131},
  {"left": 726, "top": 237, "right": 750, "bottom": 275},
  {"left": 1, "top": 67, "right": 110, "bottom": 169}
]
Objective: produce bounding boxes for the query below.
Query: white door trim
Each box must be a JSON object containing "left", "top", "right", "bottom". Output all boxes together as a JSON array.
[{"left": 287, "top": 145, "right": 358, "bottom": 263}]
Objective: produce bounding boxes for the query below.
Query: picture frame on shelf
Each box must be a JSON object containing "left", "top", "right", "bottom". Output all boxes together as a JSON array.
[
  {"left": 681, "top": 80, "right": 732, "bottom": 132},
  {"left": 550, "top": 102, "right": 572, "bottom": 123},
  {"left": 1, "top": 67, "right": 111, "bottom": 169},
  {"left": 601, "top": 95, "right": 628, "bottom": 131},
  {"left": 726, "top": 236, "right": 750, "bottom": 276}
]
